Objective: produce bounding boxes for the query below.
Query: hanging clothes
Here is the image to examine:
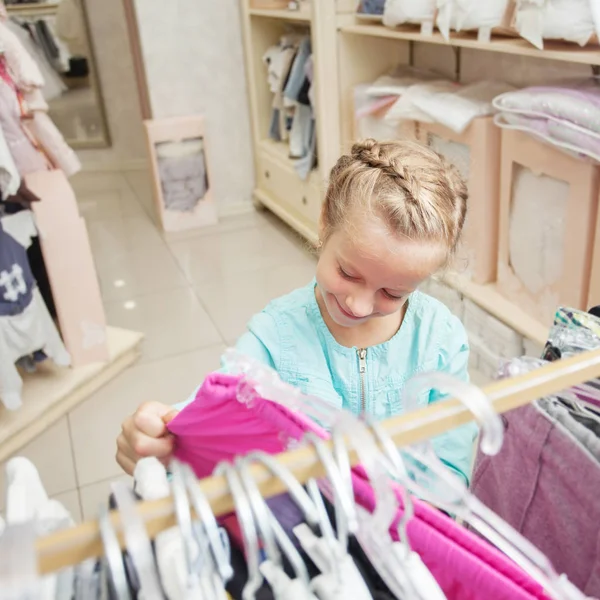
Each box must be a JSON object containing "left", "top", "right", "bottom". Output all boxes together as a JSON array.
[
  {"left": 0, "top": 211, "right": 70, "bottom": 410},
  {"left": 0, "top": 58, "right": 50, "bottom": 175},
  {"left": 0, "top": 19, "right": 80, "bottom": 176},
  {"left": 470, "top": 396, "right": 600, "bottom": 596},
  {"left": 0, "top": 125, "right": 20, "bottom": 197}
]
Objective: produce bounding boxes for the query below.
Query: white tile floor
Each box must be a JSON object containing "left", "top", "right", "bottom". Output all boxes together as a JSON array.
[{"left": 1, "top": 169, "right": 318, "bottom": 522}]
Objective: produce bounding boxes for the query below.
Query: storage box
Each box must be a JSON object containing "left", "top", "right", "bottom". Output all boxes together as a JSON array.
[
  {"left": 497, "top": 129, "right": 599, "bottom": 324},
  {"left": 418, "top": 117, "right": 501, "bottom": 284},
  {"left": 144, "top": 116, "right": 218, "bottom": 233}
]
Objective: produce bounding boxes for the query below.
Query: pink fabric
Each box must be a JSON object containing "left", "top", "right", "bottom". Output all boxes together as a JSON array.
[
  {"left": 0, "top": 20, "right": 44, "bottom": 91},
  {"left": 167, "top": 373, "right": 328, "bottom": 479},
  {"left": 24, "top": 112, "right": 81, "bottom": 176},
  {"left": 0, "top": 66, "right": 48, "bottom": 175},
  {"left": 350, "top": 467, "right": 550, "bottom": 599}
]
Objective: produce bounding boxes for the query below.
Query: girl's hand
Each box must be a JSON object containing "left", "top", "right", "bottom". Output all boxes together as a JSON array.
[{"left": 116, "top": 402, "right": 179, "bottom": 475}]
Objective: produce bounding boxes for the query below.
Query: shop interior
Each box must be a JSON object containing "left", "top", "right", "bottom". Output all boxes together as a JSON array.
[{"left": 1, "top": 0, "right": 600, "bottom": 597}]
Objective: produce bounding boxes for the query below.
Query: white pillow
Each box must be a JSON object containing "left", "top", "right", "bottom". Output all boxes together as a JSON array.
[
  {"left": 383, "top": 0, "right": 437, "bottom": 28},
  {"left": 436, "top": 0, "right": 510, "bottom": 40},
  {"left": 515, "top": 0, "right": 596, "bottom": 49}
]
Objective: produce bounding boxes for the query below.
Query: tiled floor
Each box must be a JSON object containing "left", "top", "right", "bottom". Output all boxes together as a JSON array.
[{"left": 1, "top": 169, "right": 318, "bottom": 522}]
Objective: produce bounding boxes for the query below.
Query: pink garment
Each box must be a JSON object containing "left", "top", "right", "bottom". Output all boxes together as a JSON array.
[
  {"left": 0, "top": 21, "right": 80, "bottom": 176},
  {"left": 350, "top": 467, "right": 550, "bottom": 600},
  {"left": 0, "top": 20, "right": 44, "bottom": 91},
  {"left": 0, "top": 75, "right": 49, "bottom": 175},
  {"left": 167, "top": 373, "right": 328, "bottom": 479},
  {"left": 24, "top": 112, "right": 80, "bottom": 177}
]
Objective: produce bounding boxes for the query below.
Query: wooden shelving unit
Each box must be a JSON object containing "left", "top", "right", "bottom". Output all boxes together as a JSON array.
[
  {"left": 240, "top": 0, "right": 342, "bottom": 243},
  {"left": 440, "top": 273, "right": 550, "bottom": 347},
  {"left": 338, "top": 20, "right": 600, "bottom": 66},
  {"left": 240, "top": 1, "right": 600, "bottom": 344},
  {"left": 5, "top": 1, "right": 59, "bottom": 15},
  {"left": 249, "top": 6, "right": 311, "bottom": 21}
]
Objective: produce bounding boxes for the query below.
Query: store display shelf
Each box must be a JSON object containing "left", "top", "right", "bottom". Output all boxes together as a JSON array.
[
  {"left": 0, "top": 326, "right": 143, "bottom": 463},
  {"left": 249, "top": 6, "right": 311, "bottom": 22},
  {"left": 441, "top": 272, "right": 549, "bottom": 347},
  {"left": 6, "top": 1, "right": 59, "bottom": 15},
  {"left": 259, "top": 137, "right": 295, "bottom": 162},
  {"left": 339, "top": 22, "right": 600, "bottom": 66}
]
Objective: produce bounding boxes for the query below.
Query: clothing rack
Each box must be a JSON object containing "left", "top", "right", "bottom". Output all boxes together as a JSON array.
[{"left": 34, "top": 348, "right": 600, "bottom": 576}]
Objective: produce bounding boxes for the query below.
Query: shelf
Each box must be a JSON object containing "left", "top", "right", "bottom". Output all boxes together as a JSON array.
[
  {"left": 440, "top": 272, "right": 550, "bottom": 346},
  {"left": 6, "top": 1, "right": 59, "bottom": 15},
  {"left": 249, "top": 7, "right": 311, "bottom": 22},
  {"left": 0, "top": 326, "right": 143, "bottom": 463},
  {"left": 259, "top": 138, "right": 294, "bottom": 162},
  {"left": 339, "top": 22, "right": 600, "bottom": 66}
]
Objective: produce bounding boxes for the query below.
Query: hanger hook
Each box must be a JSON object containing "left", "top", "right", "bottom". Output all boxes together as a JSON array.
[
  {"left": 213, "top": 460, "right": 263, "bottom": 600},
  {"left": 403, "top": 371, "right": 504, "bottom": 455}
]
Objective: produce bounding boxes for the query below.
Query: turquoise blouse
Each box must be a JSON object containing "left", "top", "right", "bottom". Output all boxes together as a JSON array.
[{"left": 177, "top": 280, "right": 478, "bottom": 484}]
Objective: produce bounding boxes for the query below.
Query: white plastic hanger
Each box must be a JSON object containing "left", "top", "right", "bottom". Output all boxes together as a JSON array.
[
  {"left": 330, "top": 414, "right": 419, "bottom": 599},
  {"left": 368, "top": 416, "right": 447, "bottom": 600},
  {"left": 180, "top": 462, "right": 233, "bottom": 585},
  {"left": 110, "top": 481, "right": 164, "bottom": 599},
  {"left": 98, "top": 503, "right": 132, "bottom": 600},
  {"left": 245, "top": 450, "right": 343, "bottom": 588},
  {"left": 213, "top": 461, "right": 263, "bottom": 600},
  {"left": 169, "top": 460, "right": 205, "bottom": 599},
  {"left": 299, "top": 434, "right": 373, "bottom": 600},
  {"left": 399, "top": 371, "right": 587, "bottom": 600},
  {"left": 236, "top": 456, "right": 313, "bottom": 599}
]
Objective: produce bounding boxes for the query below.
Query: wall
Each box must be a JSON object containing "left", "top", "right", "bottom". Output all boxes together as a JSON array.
[
  {"left": 76, "top": 0, "right": 148, "bottom": 170},
  {"left": 134, "top": 0, "right": 255, "bottom": 211}
]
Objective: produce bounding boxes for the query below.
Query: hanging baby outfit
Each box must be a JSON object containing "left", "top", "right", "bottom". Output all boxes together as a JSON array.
[{"left": 0, "top": 211, "right": 70, "bottom": 410}]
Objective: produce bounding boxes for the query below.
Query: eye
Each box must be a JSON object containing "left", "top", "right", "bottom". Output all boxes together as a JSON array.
[
  {"left": 383, "top": 290, "right": 404, "bottom": 301},
  {"left": 338, "top": 266, "right": 357, "bottom": 280}
]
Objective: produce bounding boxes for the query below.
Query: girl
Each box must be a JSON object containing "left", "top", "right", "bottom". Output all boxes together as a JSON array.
[{"left": 116, "top": 139, "right": 477, "bottom": 483}]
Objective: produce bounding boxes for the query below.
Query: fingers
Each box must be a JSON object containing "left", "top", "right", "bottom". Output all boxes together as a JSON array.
[
  {"left": 116, "top": 402, "right": 178, "bottom": 476},
  {"left": 162, "top": 409, "right": 179, "bottom": 425},
  {"left": 134, "top": 401, "right": 173, "bottom": 438}
]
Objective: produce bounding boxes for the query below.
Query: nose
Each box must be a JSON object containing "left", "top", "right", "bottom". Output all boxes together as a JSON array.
[{"left": 346, "top": 293, "right": 373, "bottom": 318}]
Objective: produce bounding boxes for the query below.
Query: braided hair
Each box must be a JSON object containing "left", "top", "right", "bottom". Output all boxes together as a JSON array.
[{"left": 322, "top": 138, "right": 467, "bottom": 262}]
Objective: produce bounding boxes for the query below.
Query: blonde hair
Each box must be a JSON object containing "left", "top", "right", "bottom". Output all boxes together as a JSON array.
[{"left": 322, "top": 138, "right": 468, "bottom": 260}]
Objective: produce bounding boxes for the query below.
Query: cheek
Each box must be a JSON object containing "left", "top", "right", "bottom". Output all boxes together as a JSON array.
[
  {"left": 375, "top": 296, "right": 408, "bottom": 316},
  {"left": 316, "top": 259, "right": 345, "bottom": 295}
]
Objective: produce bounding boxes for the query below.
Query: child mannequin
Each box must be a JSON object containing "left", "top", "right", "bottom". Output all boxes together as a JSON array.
[{"left": 116, "top": 139, "right": 477, "bottom": 482}]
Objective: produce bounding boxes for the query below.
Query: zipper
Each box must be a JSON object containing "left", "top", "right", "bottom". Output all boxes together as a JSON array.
[{"left": 357, "top": 348, "right": 367, "bottom": 414}]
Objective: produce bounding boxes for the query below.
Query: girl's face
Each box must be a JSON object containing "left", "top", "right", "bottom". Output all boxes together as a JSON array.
[{"left": 316, "top": 219, "right": 446, "bottom": 329}]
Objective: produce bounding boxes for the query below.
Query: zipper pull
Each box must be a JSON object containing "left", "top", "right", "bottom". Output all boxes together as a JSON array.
[{"left": 357, "top": 348, "right": 367, "bottom": 373}]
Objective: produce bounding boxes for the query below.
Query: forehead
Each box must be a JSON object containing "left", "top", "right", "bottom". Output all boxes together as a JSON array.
[{"left": 330, "top": 220, "right": 445, "bottom": 288}]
